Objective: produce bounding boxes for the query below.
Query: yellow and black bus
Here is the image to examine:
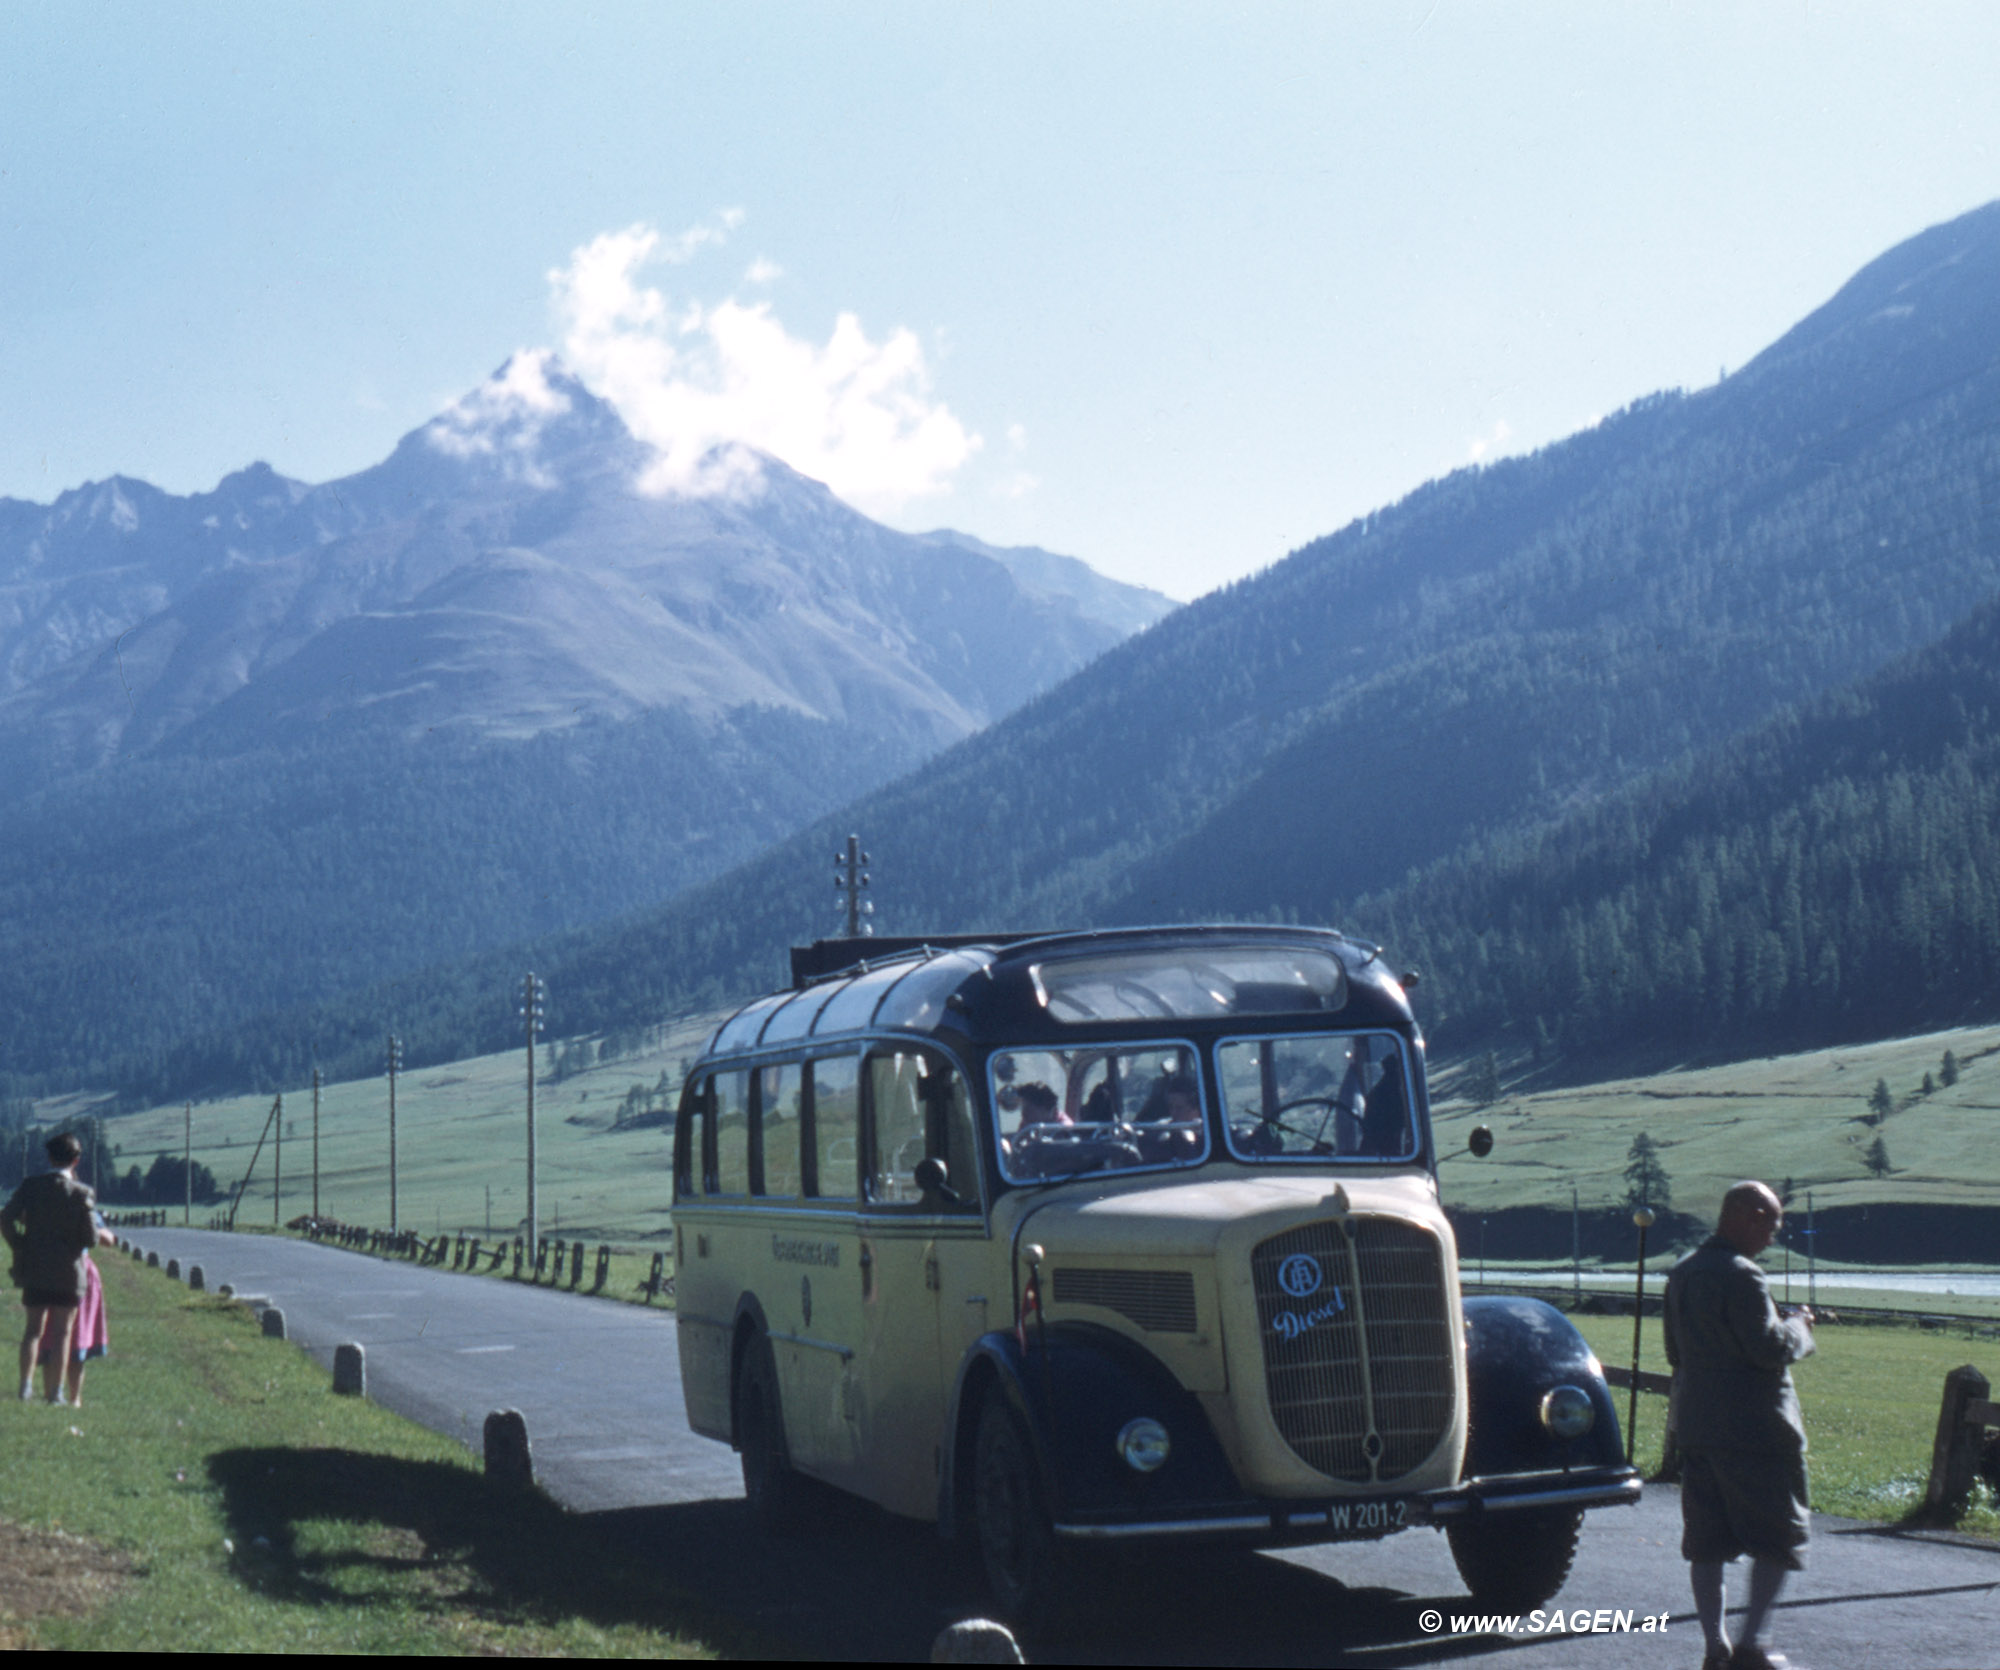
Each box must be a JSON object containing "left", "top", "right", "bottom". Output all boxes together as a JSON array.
[{"left": 672, "top": 925, "right": 1637, "bottom": 1629}]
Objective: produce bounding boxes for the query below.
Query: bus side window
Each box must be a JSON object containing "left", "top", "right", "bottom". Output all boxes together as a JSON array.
[
  {"left": 811, "top": 1055, "right": 860, "bottom": 1201},
  {"left": 868, "top": 1049, "right": 977, "bottom": 1209},
  {"left": 712, "top": 1069, "right": 750, "bottom": 1196},
  {"left": 867, "top": 1053, "right": 928, "bottom": 1205},
  {"left": 938, "top": 1067, "right": 981, "bottom": 1213},
  {"left": 758, "top": 1063, "right": 802, "bottom": 1198},
  {"left": 675, "top": 1078, "right": 703, "bottom": 1198}
]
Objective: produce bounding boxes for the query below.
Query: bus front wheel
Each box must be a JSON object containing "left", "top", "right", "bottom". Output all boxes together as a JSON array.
[
  {"left": 1446, "top": 1506, "right": 1583, "bottom": 1609},
  {"left": 973, "top": 1396, "right": 1073, "bottom": 1634}
]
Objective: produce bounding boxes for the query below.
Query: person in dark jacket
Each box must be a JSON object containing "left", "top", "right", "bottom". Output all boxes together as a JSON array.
[
  {"left": 1664, "top": 1179, "right": 1816, "bottom": 1670},
  {"left": 3, "top": 1133, "right": 99, "bottom": 1405}
]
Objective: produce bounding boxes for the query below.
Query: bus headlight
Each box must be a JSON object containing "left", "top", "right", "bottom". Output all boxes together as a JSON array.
[
  {"left": 1539, "top": 1385, "right": 1595, "bottom": 1440},
  {"left": 1117, "top": 1417, "right": 1172, "bottom": 1472}
]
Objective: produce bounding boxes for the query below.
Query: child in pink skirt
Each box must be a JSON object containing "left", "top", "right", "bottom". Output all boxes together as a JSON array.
[{"left": 39, "top": 1212, "right": 113, "bottom": 1407}]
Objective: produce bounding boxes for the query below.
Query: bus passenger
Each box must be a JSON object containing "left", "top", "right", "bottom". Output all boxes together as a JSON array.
[
  {"left": 1136, "top": 1072, "right": 1201, "bottom": 1125},
  {"left": 1014, "top": 1082, "right": 1065, "bottom": 1128}
]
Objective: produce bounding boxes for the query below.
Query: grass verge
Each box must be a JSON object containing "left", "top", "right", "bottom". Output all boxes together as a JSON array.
[
  {"left": 0, "top": 1251, "right": 755, "bottom": 1654},
  {"left": 1567, "top": 1310, "right": 2000, "bottom": 1538}
]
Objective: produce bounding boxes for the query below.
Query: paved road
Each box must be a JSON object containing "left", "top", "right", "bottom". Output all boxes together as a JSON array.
[{"left": 126, "top": 1229, "right": 2000, "bottom": 1666}]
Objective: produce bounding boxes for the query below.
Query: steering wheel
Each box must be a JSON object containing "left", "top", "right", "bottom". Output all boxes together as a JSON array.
[
  {"left": 1261, "top": 1095, "right": 1343, "bottom": 1154},
  {"left": 1015, "top": 1121, "right": 1145, "bottom": 1173}
]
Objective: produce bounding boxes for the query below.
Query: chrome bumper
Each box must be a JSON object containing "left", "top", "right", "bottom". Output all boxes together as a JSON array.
[{"left": 1053, "top": 1468, "right": 1641, "bottom": 1542}]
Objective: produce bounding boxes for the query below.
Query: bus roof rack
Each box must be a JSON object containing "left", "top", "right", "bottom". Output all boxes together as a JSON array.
[{"left": 789, "top": 933, "right": 1056, "bottom": 988}]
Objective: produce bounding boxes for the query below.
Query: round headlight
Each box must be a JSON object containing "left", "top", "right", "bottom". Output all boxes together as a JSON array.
[
  {"left": 1540, "top": 1384, "right": 1595, "bottom": 1441},
  {"left": 1116, "top": 1417, "right": 1171, "bottom": 1473}
]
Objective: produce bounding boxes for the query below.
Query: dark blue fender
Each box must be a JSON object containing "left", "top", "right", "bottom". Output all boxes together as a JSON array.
[
  {"left": 1462, "top": 1295, "right": 1627, "bottom": 1477},
  {"left": 938, "top": 1322, "right": 1247, "bottom": 1535}
]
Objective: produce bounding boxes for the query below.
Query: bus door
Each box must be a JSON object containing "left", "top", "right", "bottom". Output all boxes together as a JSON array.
[
  {"left": 756, "top": 1059, "right": 864, "bottom": 1480},
  {"left": 851, "top": 1046, "right": 986, "bottom": 1521}
]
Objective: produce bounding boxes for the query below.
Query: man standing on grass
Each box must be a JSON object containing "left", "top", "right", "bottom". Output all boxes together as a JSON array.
[
  {"left": 2, "top": 1132, "right": 98, "bottom": 1405},
  {"left": 1664, "top": 1179, "right": 1816, "bottom": 1670}
]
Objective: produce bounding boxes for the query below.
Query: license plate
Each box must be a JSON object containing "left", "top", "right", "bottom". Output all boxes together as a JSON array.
[{"left": 1294, "top": 1498, "right": 1409, "bottom": 1535}]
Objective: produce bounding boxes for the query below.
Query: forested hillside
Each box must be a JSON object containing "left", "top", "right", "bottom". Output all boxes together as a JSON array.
[
  {"left": 60, "top": 198, "right": 2000, "bottom": 1101},
  {"left": 1358, "top": 589, "right": 2000, "bottom": 1075}
]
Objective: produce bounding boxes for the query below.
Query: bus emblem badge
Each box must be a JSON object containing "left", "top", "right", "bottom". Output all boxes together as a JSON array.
[{"left": 1277, "top": 1254, "right": 1323, "bottom": 1298}]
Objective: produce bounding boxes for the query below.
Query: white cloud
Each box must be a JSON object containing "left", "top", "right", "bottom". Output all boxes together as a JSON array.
[
  {"left": 548, "top": 220, "right": 978, "bottom": 515},
  {"left": 1467, "top": 419, "right": 1514, "bottom": 464},
  {"left": 745, "top": 257, "right": 783, "bottom": 286}
]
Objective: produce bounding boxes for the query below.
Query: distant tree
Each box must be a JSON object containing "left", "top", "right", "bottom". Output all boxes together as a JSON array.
[
  {"left": 138, "top": 1153, "right": 222, "bottom": 1205},
  {"left": 1941, "top": 1050, "right": 1960, "bottom": 1087},
  {"left": 1624, "top": 1132, "right": 1672, "bottom": 1213},
  {"left": 1864, "top": 1134, "right": 1892, "bottom": 1178},
  {"left": 1921, "top": 1071, "right": 1935, "bottom": 1096},
  {"left": 1867, "top": 1078, "right": 1894, "bottom": 1123},
  {"left": 1779, "top": 1175, "right": 1796, "bottom": 1207}
]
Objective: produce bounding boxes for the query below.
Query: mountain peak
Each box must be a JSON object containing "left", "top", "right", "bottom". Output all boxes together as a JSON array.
[{"left": 408, "top": 349, "right": 637, "bottom": 489}]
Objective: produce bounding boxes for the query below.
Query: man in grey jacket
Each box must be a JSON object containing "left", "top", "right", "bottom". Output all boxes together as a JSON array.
[
  {"left": 3, "top": 1132, "right": 98, "bottom": 1405},
  {"left": 1664, "top": 1179, "right": 1816, "bottom": 1670}
]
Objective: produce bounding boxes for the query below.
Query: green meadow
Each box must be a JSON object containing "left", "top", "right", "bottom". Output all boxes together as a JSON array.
[
  {"left": 60, "top": 1008, "right": 728, "bottom": 1248},
  {"left": 1431, "top": 1021, "right": 2000, "bottom": 1229},
  {"left": 1568, "top": 1308, "right": 2000, "bottom": 1538}
]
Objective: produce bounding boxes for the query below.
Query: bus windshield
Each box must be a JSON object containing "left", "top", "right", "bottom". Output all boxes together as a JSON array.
[
  {"left": 1218, "top": 1032, "right": 1418, "bottom": 1162},
  {"left": 992, "top": 1042, "right": 1208, "bottom": 1183}
]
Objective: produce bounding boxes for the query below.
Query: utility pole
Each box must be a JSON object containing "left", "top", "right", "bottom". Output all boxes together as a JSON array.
[
  {"left": 387, "top": 1034, "right": 403, "bottom": 1233},
  {"left": 1572, "top": 1182, "right": 1581, "bottom": 1305},
  {"left": 834, "top": 833, "right": 873, "bottom": 936},
  {"left": 520, "top": 974, "right": 546, "bottom": 1256},
  {"left": 1807, "top": 1189, "right": 1817, "bottom": 1308},
  {"left": 184, "top": 1101, "right": 192, "bottom": 1226},
  {"left": 311, "top": 1068, "right": 321, "bottom": 1219},
  {"left": 274, "top": 1092, "right": 282, "bottom": 1227}
]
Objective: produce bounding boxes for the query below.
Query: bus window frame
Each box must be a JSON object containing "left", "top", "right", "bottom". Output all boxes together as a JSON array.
[
  {"left": 804, "top": 1050, "right": 863, "bottom": 1203},
  {"left": 986, "top": 1036, "right": 1211, "bottom": 1188},
  {"left": 862, "top": 1042, "right": 984, "bottom": 1214},
  {"left": 679, "top": 1036, "right": 989, "bottom": 1222},
  {"left": 1214, "top": 1027, "right": 1422, "bottom": 1165}
]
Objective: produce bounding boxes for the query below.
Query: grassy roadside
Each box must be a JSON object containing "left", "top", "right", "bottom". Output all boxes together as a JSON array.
[
  {"left": 1567, "top": 1310, "right": 2000, "bottom": 1538},
  {"left": 0, "top": 1252, "right": 753, "bottom": 1654}
]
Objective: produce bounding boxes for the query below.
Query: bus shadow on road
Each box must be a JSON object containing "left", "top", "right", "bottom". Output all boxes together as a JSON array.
[
  {"left": 209, "top": 1446, "right": 1499, "bottom": 1663},
  {"left": 205, "top": 1446, "right": 772, "bottom": 1652}
]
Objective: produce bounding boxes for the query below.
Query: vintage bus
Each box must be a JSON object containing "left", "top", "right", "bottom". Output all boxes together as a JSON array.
[{"left": 671, "top": 926, "right": 1638, "bottom": 1628}]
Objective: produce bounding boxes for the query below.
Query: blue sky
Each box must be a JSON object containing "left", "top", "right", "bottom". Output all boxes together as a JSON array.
[{"left": 7, "top": 2, "right": 1999, "bottom": 599}]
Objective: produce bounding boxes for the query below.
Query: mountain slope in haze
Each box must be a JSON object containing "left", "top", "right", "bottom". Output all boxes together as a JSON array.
[
  {"left": 0, "top": 354, "right": 1172, "bottom": 775},
  {"left": 0, "top": 356, "right": 1173, "bottom": 1089}
]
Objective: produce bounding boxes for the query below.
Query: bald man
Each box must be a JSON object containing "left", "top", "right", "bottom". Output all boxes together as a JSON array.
[{"left": 1663, "top": 1180, "right": 1816, "bottom": 1670}]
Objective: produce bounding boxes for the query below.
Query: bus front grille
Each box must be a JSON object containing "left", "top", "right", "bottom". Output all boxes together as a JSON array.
[{"left": 1250, "top": 1218, "right": 1454, "bottom": 1484}]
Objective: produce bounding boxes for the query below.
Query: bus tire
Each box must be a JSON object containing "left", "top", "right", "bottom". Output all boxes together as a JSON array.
[
  {"left": 736, "top": 1334, "right": 806, "bottom": 1535},
  {"left": 1446, "top": 1506, "right": 1583, "bottom": 1610},
  {"left": 972, "top": 1395, "right": 1072, "bottom": 1636}
]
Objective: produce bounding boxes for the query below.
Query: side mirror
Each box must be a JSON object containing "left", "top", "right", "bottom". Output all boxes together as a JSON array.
[
  {"left": 914, "top": 1156, "right": 964, "bottom": 1205},
  {"left": 1468, "top": 1125, "right": 1494, "bottom": 1158}
]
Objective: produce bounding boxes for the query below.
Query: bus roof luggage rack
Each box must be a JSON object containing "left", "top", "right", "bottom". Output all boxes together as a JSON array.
[{"left": 789, "top": 933, "right": 1055, "bottom": 988}]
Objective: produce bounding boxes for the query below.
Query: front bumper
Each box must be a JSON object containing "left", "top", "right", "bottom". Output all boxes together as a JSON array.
[{"left": 1053, "top": 1465, "right": 1641, "bottom": 1543}]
